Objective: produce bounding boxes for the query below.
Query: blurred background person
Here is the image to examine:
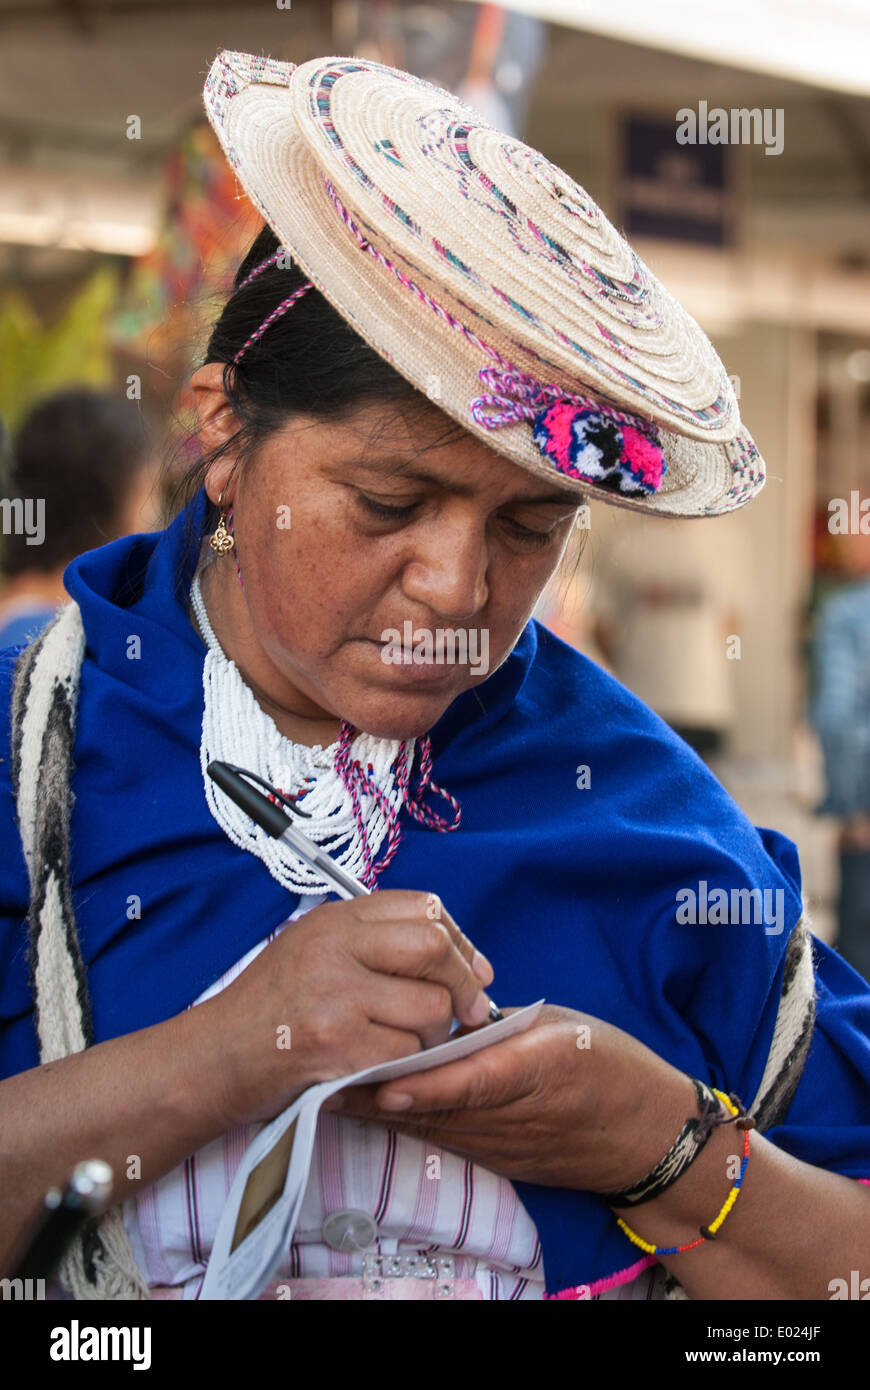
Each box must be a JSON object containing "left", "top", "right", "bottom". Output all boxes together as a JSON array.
[
  {"left": 810, "top": 529, "right": 870, "bottom": 983},
  {"left": 0, "top": 388, "right": 158, "bottom": 650},
  {"left": 586, "top": 511, "right": 752, "bottom": 762}
]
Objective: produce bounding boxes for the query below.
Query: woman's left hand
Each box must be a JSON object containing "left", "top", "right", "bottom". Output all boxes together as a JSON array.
[{"left": 325, "top": 1003, "right": 696, "bottom": 1194}]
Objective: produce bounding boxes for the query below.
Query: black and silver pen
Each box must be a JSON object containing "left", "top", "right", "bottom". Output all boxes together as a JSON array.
[{"left": 207, "top": 760, "right": 503, "bottom": 1022}]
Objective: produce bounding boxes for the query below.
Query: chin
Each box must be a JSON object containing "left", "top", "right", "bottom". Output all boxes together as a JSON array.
[{"left": 346, "top": 688, "right": 462, "bottom": 742}]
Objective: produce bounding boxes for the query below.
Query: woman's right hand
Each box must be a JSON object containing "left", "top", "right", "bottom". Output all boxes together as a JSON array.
[{"left": 198, "top": 890, "right": 495, "bottom": 1128}]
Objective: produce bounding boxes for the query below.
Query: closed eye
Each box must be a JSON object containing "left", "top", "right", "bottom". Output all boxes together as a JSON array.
[
  {"left": 357, "top": 494, "right": 419, "bottom": 521},
  {"left": 502, "top": 518, "right": 555, "bottom": 548},
  {"left": 357, "top": 491, "right": 563, "bottom": 546}
]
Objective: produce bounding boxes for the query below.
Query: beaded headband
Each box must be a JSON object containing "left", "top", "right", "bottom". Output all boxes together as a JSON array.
[
  {"left": 232, "top": 250, "right": 315, "bottom": 365},
  {"left": 204, "top": 51, "right": 765, "bottom": 516}
]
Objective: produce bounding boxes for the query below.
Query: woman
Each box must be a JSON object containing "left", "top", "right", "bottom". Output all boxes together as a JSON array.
[{"left": 1, "top": 51, "right": 868, "bottom": 1302}]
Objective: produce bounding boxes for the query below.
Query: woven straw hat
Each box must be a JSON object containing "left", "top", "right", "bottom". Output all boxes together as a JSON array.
[{"left": 202, "top": 50, "right": 764, "bottom": 518}]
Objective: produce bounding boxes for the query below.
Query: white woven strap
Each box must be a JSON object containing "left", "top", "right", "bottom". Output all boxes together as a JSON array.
[
  {"left": 748, "top": 900, "right": 817, "bottom": 1125},
  {"left": 11, "top": 602, "right": 150, "bottom": 1299}
]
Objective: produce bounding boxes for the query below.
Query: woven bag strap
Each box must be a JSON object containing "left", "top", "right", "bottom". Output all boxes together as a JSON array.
[
  {"left": 10, "top": 603, "right": 150, "bottom": 1299},
  {"left": 747, "top": 900, "right": 817, "bottom": 1127}
]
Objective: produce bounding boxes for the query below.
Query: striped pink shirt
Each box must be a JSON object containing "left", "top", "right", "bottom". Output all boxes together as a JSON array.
[{"left": 122, "top": 900, "right": 664, "bottom": 1300}]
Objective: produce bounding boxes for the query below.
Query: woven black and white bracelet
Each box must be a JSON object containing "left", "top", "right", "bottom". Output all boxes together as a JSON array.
[{"left": 601, "top": 1077, "right": 737, "bottom": 1209}]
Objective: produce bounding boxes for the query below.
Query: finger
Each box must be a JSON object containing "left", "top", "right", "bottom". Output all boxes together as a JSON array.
[
  {"left": 339, "top": 1111, "right": 483, "bottom": 1157},
  {"left": 334, "top": 1083, "right": 499, "bottom": 1136},
  {"left": 321, "top": 1090, "right": 488, "bottom": 1162},
  {"left": 355, "top": 920, "right": 493, "bottom": 1030},
  {"left": 326, "top": 1011, "right": 531, "bottom": 1116},
  {"left": 351, "top": 890, "right": 494, "bottom": 986},
  {"left": 363, "top": 975, "right": 456, "bottom": 1051},
  {"left": 377, "top": 1041, "right": 535, "bottom": 1115},
  {"left": 346, "top": 888, "right": 442, "bottom": 924},
  {"left": 434, "top": 900, "right": 495, "bottom": 987}
]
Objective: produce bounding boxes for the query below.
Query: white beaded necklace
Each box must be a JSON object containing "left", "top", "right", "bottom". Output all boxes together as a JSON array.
[{"left": 189, "top": 556, "right": 414, "bottom": 894}]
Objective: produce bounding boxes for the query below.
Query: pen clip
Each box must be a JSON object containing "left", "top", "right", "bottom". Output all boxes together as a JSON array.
[
  {"left": 207, "top": 760, "right": 313, "bottom": 840},
  {"left": 225, "top": 764, "right": 313, "bottom": 819}
]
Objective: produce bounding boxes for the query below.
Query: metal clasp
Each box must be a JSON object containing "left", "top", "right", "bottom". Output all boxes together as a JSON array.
[{"left": 362, "top": 1253, "right": 455, "bottom": 1299}]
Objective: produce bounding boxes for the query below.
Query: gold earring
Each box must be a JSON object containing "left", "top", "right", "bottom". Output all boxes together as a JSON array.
[{"left": 209, "top": 490, "right": 235, "bottom": 554}]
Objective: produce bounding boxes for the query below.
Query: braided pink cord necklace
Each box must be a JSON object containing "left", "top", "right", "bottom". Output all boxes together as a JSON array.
[
  {"left": 330, "top": 725, "right": 460, "bottom": 888},
  {"left": 220, "top": 509, "right": 460, "bottom": 890}
]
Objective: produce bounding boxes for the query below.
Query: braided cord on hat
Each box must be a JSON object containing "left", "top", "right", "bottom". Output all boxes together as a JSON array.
[
  {"left": 226, "top": 199, "right": 664, "bottom": 495},
  {"left": 319, "top": 179, "right": 663, "bottom": 452},
  {"left": 320, "top": 177, "right": 666, "bottom": 495},
  {"left": 322, "top": 179, "right": 513, "bottom": 369},
  {"left": 227, "top": 215, "right": 654, "bottom": 437}
]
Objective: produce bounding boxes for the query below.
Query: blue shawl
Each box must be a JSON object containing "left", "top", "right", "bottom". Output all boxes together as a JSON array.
[{"left": 2, "top": 486, "right": 869, "bottom": 1296}]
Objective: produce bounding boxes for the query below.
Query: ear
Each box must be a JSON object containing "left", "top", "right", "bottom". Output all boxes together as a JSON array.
[{"left": 187, "top": 362, "right": 241, "bottom": 504}]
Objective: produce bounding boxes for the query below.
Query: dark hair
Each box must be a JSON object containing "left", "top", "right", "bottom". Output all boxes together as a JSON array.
[
  {"left": 170, "top": 221, "right": 586, "bottom": 575},
  {"left": 169, "top": 222, "right": 463, "bottom": 541},
  {"left": 3, "top": 387, "right": 151, "bottom": 578}
]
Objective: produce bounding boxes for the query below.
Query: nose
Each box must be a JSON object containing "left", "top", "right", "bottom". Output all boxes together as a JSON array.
[{"left": 399, "top": 514, "right": 489, "bottom": 622}]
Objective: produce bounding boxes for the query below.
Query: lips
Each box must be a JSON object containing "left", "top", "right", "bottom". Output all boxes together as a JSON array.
[{"left": 362, "top": 637, "right": 461, "bottom": 685}]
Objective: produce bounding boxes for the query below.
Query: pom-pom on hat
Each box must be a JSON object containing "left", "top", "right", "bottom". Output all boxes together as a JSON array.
[{"left": 203, "top": 50, "right": 764, "bottom": 518}]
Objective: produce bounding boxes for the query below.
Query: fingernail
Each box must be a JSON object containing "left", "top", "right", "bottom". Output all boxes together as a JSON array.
[
  {"left": 472, "top": 950, "right": 494, "bottom": 986},
  {"left": 379, "top": 1091, "right": 414, "bottom": 1111},
  {"left": 469, "top": 992, "right": 492, "bottom": 1025},
  {"left": 425, "top": 893, "right": 441, "bottom": 921}
]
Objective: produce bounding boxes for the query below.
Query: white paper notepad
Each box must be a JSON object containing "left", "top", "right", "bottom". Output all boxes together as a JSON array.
[{"left": 200, "top": 1000, "right": 544, "bottom": 1299}]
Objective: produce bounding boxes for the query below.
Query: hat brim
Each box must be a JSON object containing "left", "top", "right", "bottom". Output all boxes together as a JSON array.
[{"left": 203, "top": 52, "right": 765, "bottom": 518}]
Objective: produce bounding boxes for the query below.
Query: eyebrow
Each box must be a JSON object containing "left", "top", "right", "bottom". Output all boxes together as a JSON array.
[{"left": 343, "top": 456, "right": 578, "bottom": 507}]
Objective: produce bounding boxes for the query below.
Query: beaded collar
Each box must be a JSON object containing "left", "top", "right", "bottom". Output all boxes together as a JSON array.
[{"left": 189, "top": 559, "right": 459, "bottom": 892}]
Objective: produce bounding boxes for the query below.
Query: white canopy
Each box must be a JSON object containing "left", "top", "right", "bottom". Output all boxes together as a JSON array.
[{"left": 461, "top": 0, "right": 870, "bottom": 97}]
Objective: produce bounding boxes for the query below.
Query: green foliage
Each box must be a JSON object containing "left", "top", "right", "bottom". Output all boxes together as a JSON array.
[{"left": 0, "top": 266, "right": 120, "bottom": 432}]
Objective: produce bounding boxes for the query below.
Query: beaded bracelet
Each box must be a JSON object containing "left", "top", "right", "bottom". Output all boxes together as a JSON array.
[
  {"left": 600, "top": 1078, "right": 737, "bottom": 1208},
  {"left": 615, "top": 1097, "right": 755, "bottom": 1257}
]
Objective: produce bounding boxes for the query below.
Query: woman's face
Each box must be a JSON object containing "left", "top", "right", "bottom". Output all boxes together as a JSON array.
[{"left": 195, "top": 372, "right": 580, "bottom": 741}]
